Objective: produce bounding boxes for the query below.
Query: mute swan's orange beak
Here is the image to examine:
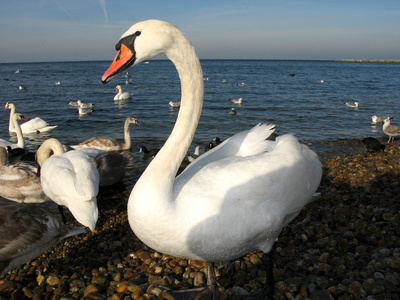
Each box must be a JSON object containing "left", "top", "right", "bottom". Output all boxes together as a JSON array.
[{"left": 102, "top": 44, "right": 135, "bottom": 84}]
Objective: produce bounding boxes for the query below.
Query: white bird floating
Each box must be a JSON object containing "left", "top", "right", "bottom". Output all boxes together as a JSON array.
[
  {"left": 0, "top": 147, "right": 50, "bottom": 203},
  {"left": 77, "top": 100, "right": 94, "bottom": 108},
  {"left": 371, "top": 115, "right": 390, "bottom": 124},
  {"left": 5, "top": 102, "right": 57, "bottom": 134},
  {"left": 101, "top": 19, "right": 322, "bottom": 299},
  {"left": 70, "top": 116, "right": 140, "bottom": 151},
  {"left": 169, "top": 100, "right": 181, "bottom": 108},
  {"left": 344, "top": 101, "right": 359, "bottom": 108},
  {"left": 230, "top": 97, "right": 242, "bottom": 104},
  {"left": 36, "top": 138, "right": 100, "bottom": 231},
  {"left": 0, "top": 113, "right": 27, "bottom": 150},
  {"left": 383, "top": 117, "right": 400, "bottom": 143},
  {"left": 0, "top": 197, "right": 85, "bottom": 276},
  {"left": 78, "top": 107, "right": 93, "bottom": 115},
  {"left": 114, "top": 85, "right": 131, "bottom": 100}
]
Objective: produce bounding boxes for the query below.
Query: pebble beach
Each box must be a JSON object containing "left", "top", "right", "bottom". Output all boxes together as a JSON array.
[{"left": 1, "top": 137, "right": 400, "bottom": 300}]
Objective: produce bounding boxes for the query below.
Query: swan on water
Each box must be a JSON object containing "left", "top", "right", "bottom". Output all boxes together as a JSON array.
[
  {"left": 36, "top": 138, "right": 100, "bottom": 231},
  {"left": 0, "top": 147, "right": 50, "bottom": 203},
  {"left": 0, "top": 113, "right": 27, "bottom": 150},
  {"left": 114, "top": 85, "right": 132, "bottom": 100},
  {"left": 5, "top": 102, "right": 57, "bottom": 134},
  {"left": 70, "top": 116, "right": 140, "bottom": 151},
  {"left": 0, "top": 197, "right": 85, "bottom": 276},
  {"left": 101, "top": 19, "right": 322, "bottom": 298}
]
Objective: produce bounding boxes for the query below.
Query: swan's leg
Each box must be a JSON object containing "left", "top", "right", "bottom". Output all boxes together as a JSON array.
[
  {"left": 58, "top": 205, "right": 67, "bottom": 224},
  {"left": 264, "top": 250, "right": 275, "bottom": 299},
  {"left": 171, "top": 262, "right": 221, "bottom": 300},
  {"left": 231, "top": 250, "right": 275, "bottom": 300}
]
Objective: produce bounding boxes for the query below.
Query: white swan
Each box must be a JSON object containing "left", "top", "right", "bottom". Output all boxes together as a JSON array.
[
  {"left": 0, "top": 147, "right": 50, "bottom": 203},
  {"left": 0, "top": 197, "right": 85, "bottom": 276},
  {"left": 114, "top": 85, "right": 131, "bottom": 100},
  {"left": 383, "top": 117, "right": 400, "bottom": 143},
  {"left": 101, "top": 19, "right": 322, "bottom": 298},
  {"left": 70, "top": 116, "right": 140, "bottom": 151},
  {"left": 5, "top": 102, "right": 57, "bottom": 134},
  {"left": 36, "top": 138, "right": 100, "bottom": 231},
  {"left": 0, "top": 113, "right": 26, "bottom": 150}
]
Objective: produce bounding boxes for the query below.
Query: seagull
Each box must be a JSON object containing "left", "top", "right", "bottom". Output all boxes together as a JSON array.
[
  {"left": 371, "top": 115, "right": 390, "bottom": 124},
  {"left": 383, "top": 118, "right": 400, "bottom": 143},
  {"left": 230, "top": 97, "right": 242, "bottom": 104},
  {"left": 229, "top": 108, "right": 237, "bottom": 115},
  {"left": 169, "top": 101, "right": 181, "bottom": 108},
  {"left": 344, "top": 101, "right": 359, "bottom": 108}
]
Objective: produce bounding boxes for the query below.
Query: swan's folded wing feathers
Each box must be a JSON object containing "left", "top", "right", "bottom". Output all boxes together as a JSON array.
[{"left": 180, "top": 123, "right": 275, "bottom": 178}]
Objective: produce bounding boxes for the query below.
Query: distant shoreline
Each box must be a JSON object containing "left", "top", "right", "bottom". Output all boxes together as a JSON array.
[{"left": 336, "top": 59, "right": 400, "bottom": 63}]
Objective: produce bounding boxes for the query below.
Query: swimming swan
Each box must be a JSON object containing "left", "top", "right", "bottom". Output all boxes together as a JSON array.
[
  {"left": 114, "top": 85, "right": 131, "bottom": 100},
  {"left": 70, "top": 116, "right": 140, "bottom": 151},
  {"left": 36, "top": 138, "right": 100, "bottom": 231},
  {"left": 0, "top": 113, "right": 27, "bottom": 150},
  {"left": 5, "top": 102, "right": 57, "bottom": 134},
  {"left": 101, "top": 19, "right": 322, "bottom": 298}
]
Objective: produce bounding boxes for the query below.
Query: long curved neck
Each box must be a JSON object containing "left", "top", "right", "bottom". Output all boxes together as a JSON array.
[
  {"left": 12, "top": 115, "right": 25, "bottom": 148},
  {"left": 123, "top": 120, "right": 132, "bottom": 149},
  {"left": 136, "top": 34, "right": 203, "bottom": 191},
  {"left": 36, "top": 139, "right": 65, "bottom": 166},
  {"left": 8, "top": 106, "right": 16, "bottom": 131}
]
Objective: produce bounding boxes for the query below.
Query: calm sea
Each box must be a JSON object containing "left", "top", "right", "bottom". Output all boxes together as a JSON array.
[{"left": 1, "top": 60, "right": 400, "bottom": 166}]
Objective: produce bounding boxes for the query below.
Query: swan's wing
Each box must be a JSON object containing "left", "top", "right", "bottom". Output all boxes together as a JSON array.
[
  {"left": 174, "top": 133, "right": 322, "bottom": 233},
  {"left": 0, "top": 165, "right": 50, "bottom": 203},
  {"left": 0, "top": 198, "right": 85, "bottom": 276},
  {"left": 71, "top": 137, "right": 120, "bottom": 151},
  {"left": 180, "top": 123, "right": 276, "bottom": 178},
  {"left": 20, "top": 118, "right": 48, "bottom": 132}
]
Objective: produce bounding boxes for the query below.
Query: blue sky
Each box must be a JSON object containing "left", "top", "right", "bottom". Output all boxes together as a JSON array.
[{"left": 1, "top": 0, "right": 399, "bottom": 63}]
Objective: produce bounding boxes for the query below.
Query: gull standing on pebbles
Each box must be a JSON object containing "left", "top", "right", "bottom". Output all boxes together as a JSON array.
[{"left": 383, "top": 118, "right": 400, "bottom": 143}]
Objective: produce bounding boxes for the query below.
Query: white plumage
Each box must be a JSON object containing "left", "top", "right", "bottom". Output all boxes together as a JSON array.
[
  {"left": 5, "top": 102, "right": 57, "bottom": 134},
  {"left": 37, "top": 138, "right": 100, "bottom": 231},
  {"left": 114, "top": 85, "right": 131, "bottom": 100},
  {"left": 101, "top": 19, "right": 322, "bottom": 297}
]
